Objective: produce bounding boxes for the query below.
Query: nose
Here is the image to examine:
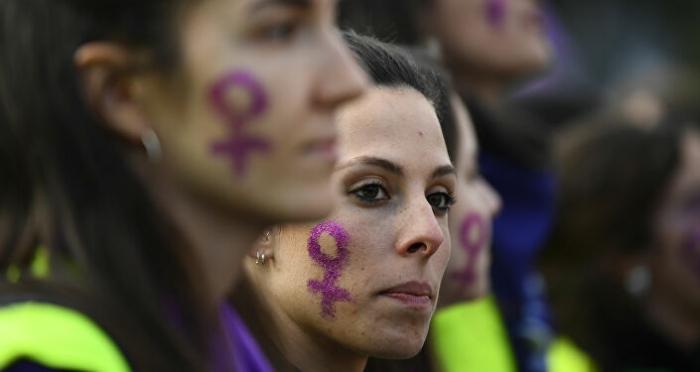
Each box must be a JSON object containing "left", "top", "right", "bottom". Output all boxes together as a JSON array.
[
  {"left": 395, "top": 198, "right": 445, "bottom": 258},
  {"left": 314, "top": 30, "right": 369, "bottom": 108}
]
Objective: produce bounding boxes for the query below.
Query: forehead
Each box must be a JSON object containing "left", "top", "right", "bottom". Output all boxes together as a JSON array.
[{"left": 337, "top": 87, "right": 450, "bottom": 165}]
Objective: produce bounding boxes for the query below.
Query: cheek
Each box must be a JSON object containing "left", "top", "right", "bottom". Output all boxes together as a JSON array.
[
  {"left": 305, "top": 220, "right": 354, "bottom": 319},
  {"left": 207, "top": 69, "right": 272, "bottom": 177},
  {"left": 449, "top": 213, "right": 490, "bottom": 287},
  {"left": 486, "top": 0, "right": 507, "bottom": 29}
]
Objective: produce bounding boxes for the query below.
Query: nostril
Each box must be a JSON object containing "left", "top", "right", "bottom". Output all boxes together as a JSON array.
[{"left": 407, "top": 243, "right": 424, "bottom": 254}]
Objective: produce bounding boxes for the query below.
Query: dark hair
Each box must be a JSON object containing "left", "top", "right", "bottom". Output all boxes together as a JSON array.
[
  {"left": 342, "top": 32, "right": 457, "bottom": 161},
  {"left": 338, "top": 0, "right": 429, "bottom": 45},
  {"left": 539, "top": 120, "right": 686, "bottom": 369},
  {"left": 1, "top": 0, "right": 209, "bottom": 369}
]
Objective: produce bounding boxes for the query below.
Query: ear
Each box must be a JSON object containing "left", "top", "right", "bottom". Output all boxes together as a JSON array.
[
  {"left": 247, "top": 226, "right": 278, "bottom": 262},
  {"left": 74, "top": 42, "right": 153, "bottom": 146}
]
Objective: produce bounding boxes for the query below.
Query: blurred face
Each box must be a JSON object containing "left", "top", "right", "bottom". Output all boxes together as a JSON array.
[
  {"left": 142, "top": 0, "right": 367, "bottom": 222},
  {"left": 424, "top": 0, "right": 552, "bottom": 81},
  {"left": 652, "top": 129, "right": 700, "bottom": 316},
  {"left": 248, "top": 87, "right": 455, "bottom": 360},
  {"left": 440, "top": 94, "right": 501, "bottom": 304}
]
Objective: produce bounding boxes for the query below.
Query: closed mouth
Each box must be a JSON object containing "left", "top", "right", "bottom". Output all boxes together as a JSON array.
[{"left": 379, "top": 281, "right": 433, "bottom": 306}]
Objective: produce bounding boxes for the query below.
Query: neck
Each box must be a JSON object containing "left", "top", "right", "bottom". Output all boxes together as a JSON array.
[
  {"left": 270, "top": 307, "right": 367, "bottom": 372},
  {"left": 449, "top": 65, "right": 506, "bottom": 107},
  {"left": 142, "top": 164, "right": 266, "bottom": 308},
  {"left": 646, "top": 289, "right": 700, "bottom": 350}
]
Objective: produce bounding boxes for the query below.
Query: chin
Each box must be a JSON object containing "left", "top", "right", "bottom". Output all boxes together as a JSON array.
[
  {"left": 368, "top": 341, "right": 426, "bottom": 360},
  {"left": 462, "top": 279, "right": 490, "bottom": 301},
  {"left": 361, "top": 327, "right": 429, "bottom": 359}
]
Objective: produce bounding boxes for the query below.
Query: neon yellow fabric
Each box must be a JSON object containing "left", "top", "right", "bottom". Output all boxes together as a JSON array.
[
  {"left": 5, "top": 245, "right": 50, "bottom": 283},
  {"left": 0, "top": 302, "right": 131, "bottom": 372},
  {"left": 30, "top": 246, "right": 50, "bottom": 279},
  {"left": 430, "top": 294, "right": 517, "bottom": 372},
  {"left": 547, "top": 336, "right": 599, "bottom": 372}
]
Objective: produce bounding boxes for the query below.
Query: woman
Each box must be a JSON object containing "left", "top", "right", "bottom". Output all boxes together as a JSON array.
[
  {"left": 0, "top": 0, "right": 366, "bottom": 370},
  {"left": 541, "top": 120, "right": 700, "bottom": 372},
  {"left": 361, "top": 58, "right": 507, "bottom": 372},
  {"left": 235, "top": 33, "right": 456, "bottom": 372},
  {"left": 339, "top": 2, "right": 557, "bottom": 370}
]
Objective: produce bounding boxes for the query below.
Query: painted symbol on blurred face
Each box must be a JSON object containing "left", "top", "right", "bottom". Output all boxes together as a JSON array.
[
  {"left": 451, "top": 213, "right": 488, "bottom": 287},
  {"left": 307, "top": 220, "right": 352, "bottom": 318},
  {"left": 486, "top": 0, "right": 506, "bottom": 28},
  {"left": 209, "top": 70, "right": 271, "bottom": 176}
]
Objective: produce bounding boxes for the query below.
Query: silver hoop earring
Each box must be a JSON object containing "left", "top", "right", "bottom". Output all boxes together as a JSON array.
[
  {"left": 626, "top": 265, "right": 651, "bottom": 297},
  {"left": 255, "top": 251, "right": 261, "bottom": 265},
  {"left": 261, "top": 253, "right": 266, "bottom": 266},
  {"left": 141, "top": 128, "right": 162, "bottom": 161}
]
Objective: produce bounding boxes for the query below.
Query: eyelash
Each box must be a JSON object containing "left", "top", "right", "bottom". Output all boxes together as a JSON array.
[
  {"left": 349, "top": 180, "right": 389, "bottom": 204},
  {"left": 427, "top": 191, "right": 456, "bottom": 215},
  {"left": 350, "top": 181, "right": 456, "bottom": 215},
  {"left": 262, "top": 20, "right": 299, "bottom": 42}
]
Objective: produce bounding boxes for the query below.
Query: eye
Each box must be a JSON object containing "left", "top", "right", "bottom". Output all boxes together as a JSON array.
[
  {"left": 259, "top": 17, "right": 305, "bottom": 43},
  {"left": 427, "top": 191, "right": 456, "bottom": 215},
  {"left": 350, "top": 181, "right": 390, "bottom": 204}
]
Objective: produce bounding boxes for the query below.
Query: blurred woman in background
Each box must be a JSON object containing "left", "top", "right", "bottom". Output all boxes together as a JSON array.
[
  {"left": 234, "top": 33, "right": 456, "bottom": 372},
  {"left": 0, "top": 0, "right": 365, "bottom": 370},
  {"left": 541, "top": 120, "right": 700, "bottom": 372}
]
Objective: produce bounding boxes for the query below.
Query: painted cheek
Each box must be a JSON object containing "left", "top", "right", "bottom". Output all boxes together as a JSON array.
[
  {"left": 307, "top": 220, "right": 353, "bottom": 318},
  {"left": 451, "top": 213, "right": 489, "bottom": 287},
  {"left": 486, "top": 0, "right": 506, "bottom": 29},
  {"left": 208, "top": 70, "right": 272, "bottom": 177}
]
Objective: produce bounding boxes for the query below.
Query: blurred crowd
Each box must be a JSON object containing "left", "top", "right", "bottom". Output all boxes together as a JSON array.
[{"left": 1, "top": 0, "right": 699, "bottom": 371}]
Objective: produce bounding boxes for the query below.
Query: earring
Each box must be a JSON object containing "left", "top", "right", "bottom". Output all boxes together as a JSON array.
[
  {"left": 141, "top": 128, "right": 162, "bottom": 161},
  {"left": 626, "top": 265, "right": 651, "bottom": 297},
  {"left": 261, "top": 252, "right": 266, "bottom": 266},
  {"left": 255, "top": 250, "right": 261, "bottom": 265}
]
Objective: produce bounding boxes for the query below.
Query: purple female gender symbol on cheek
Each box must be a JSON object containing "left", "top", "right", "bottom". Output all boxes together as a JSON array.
[
  {"left": 307, "top": 220, "right": 352, "bottom": 318},
  {"left": 451, "top": 213, "right": 488, "bottom": 287},
  {"left": 209, "top": 70, "right": 272, "bottom": 176},
  {"left": 486, "top": 0, "right": 506, "bottom": 29}
]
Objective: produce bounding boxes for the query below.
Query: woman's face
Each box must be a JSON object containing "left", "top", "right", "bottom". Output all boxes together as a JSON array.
[
  {"left": 142, "top": 0, "right": 367, "bottom": 222},
  {"left": 249, "top": 87, "right": 455, "bottom": 359},
  {"left": 440, "top": 94, "right": 501, "bottom": 305},
  {"left": 652, "top": 129, "right": 700, "bottom": 317},
  {"left": 424, "top": 0, "right": 551, "bottom": 81}
]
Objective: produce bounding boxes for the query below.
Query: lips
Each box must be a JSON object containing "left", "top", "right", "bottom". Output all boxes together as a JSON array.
[{"left": 379, "top": 281, "right": 434, "bottom": 306}]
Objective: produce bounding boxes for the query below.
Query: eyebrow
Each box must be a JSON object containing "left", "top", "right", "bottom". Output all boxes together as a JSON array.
[
  {"left": 336, "top": 156, "right": 456, "bottom": 180},
  {"left": 336, "top": 156, "right": 404, "bottom": 176},
  {"left": 431, "top": 164, "right": 457, "bottom": 180},
  {"left": 251, "top": 0, "right": 312, "bottom": 13}
]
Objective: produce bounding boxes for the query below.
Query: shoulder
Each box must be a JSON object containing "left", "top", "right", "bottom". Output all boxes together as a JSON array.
[{"left": 0, "top": 301, "right": 131, "bottom": 372}]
